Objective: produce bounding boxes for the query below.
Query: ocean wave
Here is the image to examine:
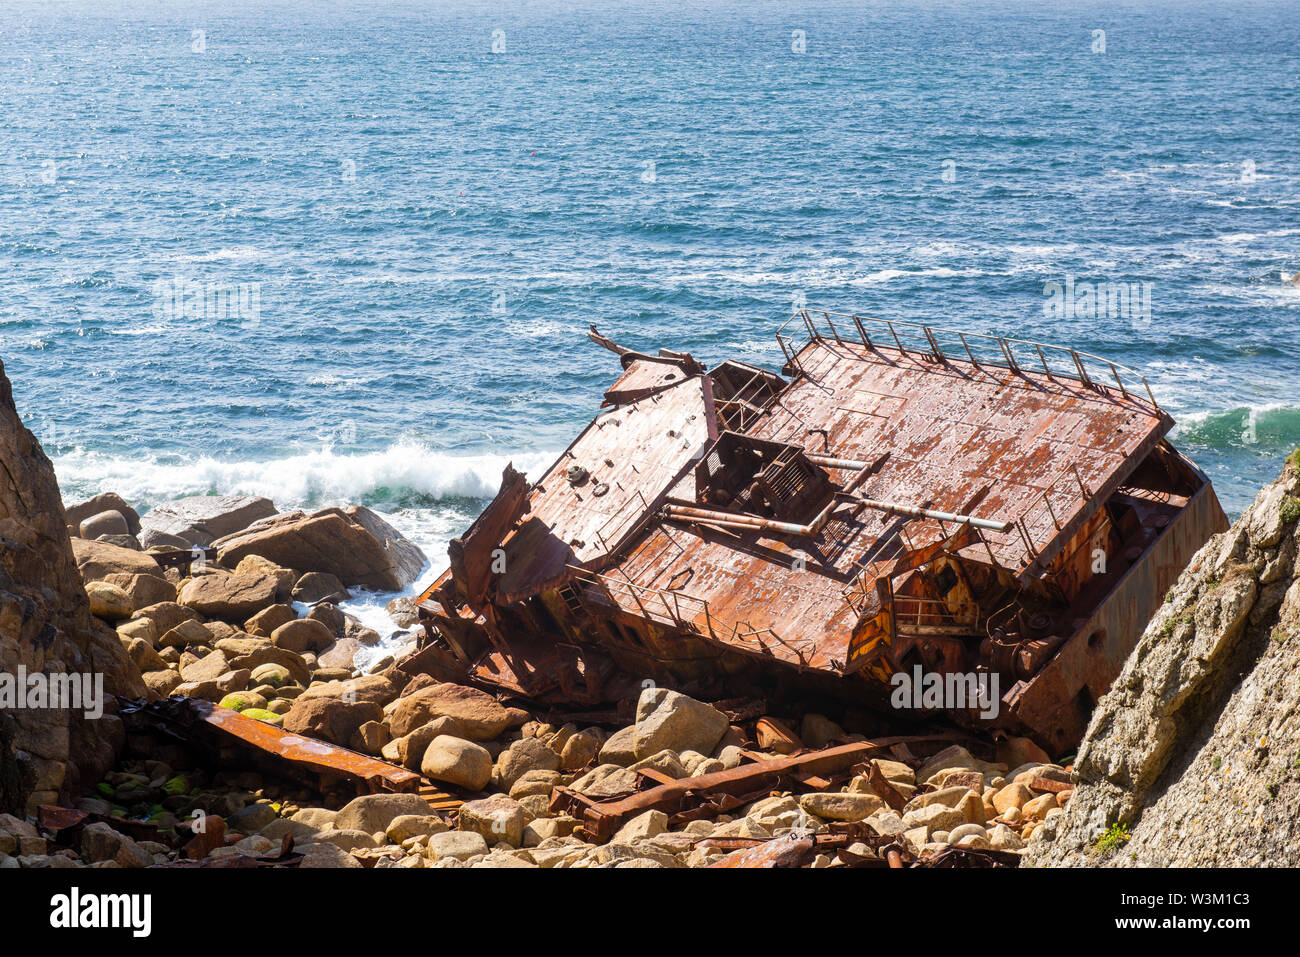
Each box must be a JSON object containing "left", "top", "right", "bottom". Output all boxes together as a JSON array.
[
  {"left": 1171, "top": 403, "right": 1300, "bottom": 448},
  {"left": 51, "top": 443, "right": 560, "bottom": 512}
]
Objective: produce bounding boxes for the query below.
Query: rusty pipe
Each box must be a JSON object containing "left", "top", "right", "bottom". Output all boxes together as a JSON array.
[
  {"left": 838, "top": 495, "right": 1012, "bottom": 533},
  {"left": 663, "top": 504, "right": 813, "bottom": 536},
  {"left": 804, "top": 453, "right": 872, "bottom": 470},
  {"left": 666, "top": 458, "right": 879, "bottom": 538}
]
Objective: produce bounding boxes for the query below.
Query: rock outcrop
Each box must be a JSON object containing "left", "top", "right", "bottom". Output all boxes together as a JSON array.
[
  {"left": 0, "top": 360, "right": 145, "bottom": 814},
  {"left": 1027, "top": 453, "right": 1300, "bottom": 867},
  {"left": 139, "top": 494, "right": 277, "bottom": 548},
  {"left": 214, "top": 506, "right": 427, "bottom": 591}
]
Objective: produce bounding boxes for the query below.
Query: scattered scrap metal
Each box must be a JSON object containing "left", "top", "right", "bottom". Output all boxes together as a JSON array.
[
  {"left": 118, "top": 696, "right": 458, "bottom": 810},
  {"left": 550, "top": 733, "right": 965, "bottom": 842}
]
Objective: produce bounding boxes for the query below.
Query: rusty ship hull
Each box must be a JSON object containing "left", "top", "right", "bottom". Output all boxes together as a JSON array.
[{"left": 411, "top": 310, "right": 1228, "bottom": 756}]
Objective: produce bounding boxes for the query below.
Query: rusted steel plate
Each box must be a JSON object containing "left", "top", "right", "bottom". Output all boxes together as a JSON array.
[
  {"left": 122, "top": 697, "right": 423, "bottom": 794},
  {"left": 197, "top": 703, "right": 423, "bottom": 793},
  {"left": 491, "top": 373, "right": 719, "bottom": 603}
]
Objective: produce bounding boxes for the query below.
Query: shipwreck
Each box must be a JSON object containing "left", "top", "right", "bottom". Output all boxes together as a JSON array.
[{"left": 411, "top": 310, "right": 1228, "bottom": 756}]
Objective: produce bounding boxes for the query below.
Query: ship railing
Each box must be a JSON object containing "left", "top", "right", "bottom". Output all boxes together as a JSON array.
[
  {"left": 1000, "top": 460, "right": 1095, "bottom": 568},
  {"left": 594, "top": 490, "right": 652, "bottom": 554},
  {"left": 840, "top": 514, "right": 994, "bottom": 610},
  {"left": 841, "top": 523, "right": 921, "bottom": 612},
  {"left": 893, "top": 595, "right": 981, "bottom": 634},
  {"left": 570, "top": 568, "right": 800, "bottom": 657},
  {"left": 776, "top": 309, "right": 1160, "bottom": 412},
  {"left": 572, "top": 568, "right": 716, "bottom": 634},
  {"left": 716, "top": 365, "right": 776, "bottom": 431}
]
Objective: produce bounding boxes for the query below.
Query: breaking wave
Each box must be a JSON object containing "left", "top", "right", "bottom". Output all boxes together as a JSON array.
[
  {"left": 1171, "top": 403, "right": 1300, "bottom": 449},
  {"left": 50, "top": 443, "right": 560, "bottom": 514}
]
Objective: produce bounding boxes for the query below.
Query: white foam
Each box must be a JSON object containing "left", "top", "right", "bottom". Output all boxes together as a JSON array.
[{"left": 51, "top": 442, "right": 559, "bottom": 508}]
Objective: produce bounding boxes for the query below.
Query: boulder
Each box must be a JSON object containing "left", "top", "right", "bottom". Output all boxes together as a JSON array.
[
  {"left": 120, "top": 636, "right": 166, "bottom": 673},
  {"left": 139, "top": 529, "right": 190, "bottom": 549},
  {"left": 611, "top": 809, "right": 668, "bottom": 844},
  {"left": 420, "top": 735, "right": 493, "bottom": 790},
  {"left": 282, "top": 697, "right": 382, "bottom": 746},
  {"left": 386, "top": 814, "right": 447, "bottom": 843},
  {"left": 291, "top": 807, "right": 338, "bottom": 829},
  {"left": 426, "top": 830, "right": 488, "bottom": 862},
  {"left": 631, "top": 688, "right": 729, "bottom": 759},
  {"left": 509, "top": 769, "right": 563, "bottom": 800},
  {"left": 158, "top": 618, "right": 213, "bottom": 649},
  {"left": 335, "top": 793, "right": 435, "bottom": 834},
  {"left": 385, "top": 718, "right": 463, "bottom": 770},
  {"left": 140, "top": 494, "right": 277, "bottom": 548},
  {"left": 271, "top": 618, "right": 335, "bottom": 654},
  {"left": 65, "top": 492, "right": 141, "bottom": 536},
  {"left": 292, "top": 571, "right": 351, "bottom": 605},
  {"left": 174, "top": 668, "right": 250, "bottom": 702},
  {"left": 598, "top": 725, "right": 638, "bottom": 766},
  {"left": 178, "top": 573, "right": 279, "bottom": 621},
  {"left": 70, "top": 537, "right": 161, "bottom": 581},
  {"left": 101, "top": 572, "right": 175, "bottom": 608},
  {"left": 298, "top": 841, "right": 363, "bottom": 868},
  {"left": 79, "top": 510, "right": 129, "bottom": 540},
  {"left": 558, "top": 730, "right": 600, "bottom": 772},
  {"left": 299, "top": 675, "right": 397, "bottom": 707},
  {"left": 306, "top": 602, "right": 345, "bottom": 635},
  {"left": 316, "top": 637, "right": 362, "bottom": 671},
  {"left": 180, "top": 650, "right": 232, "bottom": 683},
  {"left": 386, "top": 596, "right": 419, "bottom": 628},
  {"left": 389, "top": 683, "right": 511, "bottom": 740},
  {"left": 79, "top": 822, "right": 151, "bottom": 868},
  {"left": 245, "top": 603, "right": 297, "bottom": 638},
  {"left": 494, "top": 737, "right": 560, "bottom": 791},
  {"left": 249, "top": 662, "right": 292, "bottom": 687},
  {"left": 221, "top": 643, "right": 311, "bottom": 686},
  {"left": 569, "top": 764, "right": 639, "bottom": 800},
  {"left": 458, "top": 794, "right": 524, "bottom": 847},
  {"left": 800, "top": 713, "right": 846, "bottom": 749},
  {"left": 229, "top": 802, "right": 278, "bottom": 833},
  {"left": 351, "top": 720, "right": 389, "bottom": 754},
  {"left": 142, "top": 670, "right": 183, "bottom": 696},
  {"left": 85, "top": 581, "right": 133, "bottom": 620},
  {"left": 213, "top": 505, "right": 427, "bottom": 591},
  {"left": 132, "top": 600, "right": 199, "bottom": 635},
  {"left": 799, "top": 791, "right": 884, "bottom": 821},
  {"left": 233, "top": 555, "right": 295, "bottom": 600}
]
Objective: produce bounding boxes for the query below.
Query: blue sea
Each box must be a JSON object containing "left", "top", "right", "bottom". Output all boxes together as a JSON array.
[{"left": 2, "top": 0, "right": 1298, "bottom": 627}]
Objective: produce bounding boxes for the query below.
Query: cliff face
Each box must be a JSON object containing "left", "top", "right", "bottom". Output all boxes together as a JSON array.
[
  {"left": 1028, "top": 454, "right": 1300, "bottom": 866},
  {"left": 0, "top": 359, "right": 143, "bottom": 814}
]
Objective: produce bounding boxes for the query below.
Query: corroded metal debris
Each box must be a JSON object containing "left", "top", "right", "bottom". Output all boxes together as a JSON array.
[
  {"left": 550, "top": 733, "right": 963, "bottom": 842},
  {"left": 119, "top": 697, "right": 432, "bottom": 798},
  {"left": 413, "top": 311, "right": 1228, "bottom": 756}
]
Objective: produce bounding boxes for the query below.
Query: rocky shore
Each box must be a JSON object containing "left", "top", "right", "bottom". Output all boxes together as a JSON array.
[
  {"left": 4, "top": 471, "right": 1077, "bottom": 869},
  {"left": 4, "top": 348, "right": 1298, "bottom": 870}
]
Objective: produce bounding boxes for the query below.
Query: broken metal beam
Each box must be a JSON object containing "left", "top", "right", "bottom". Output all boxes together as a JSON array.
[
  {"left": 119, "top": 697, "right": 425, "bottom": 796},
  {"left": 550, "top": 734, "right": 963, "bottom": 842}
]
